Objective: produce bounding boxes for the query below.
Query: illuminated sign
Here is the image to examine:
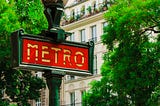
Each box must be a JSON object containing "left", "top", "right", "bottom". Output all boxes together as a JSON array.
[{"left": 11, "top": 32, "right": 94, "bottom": 76}]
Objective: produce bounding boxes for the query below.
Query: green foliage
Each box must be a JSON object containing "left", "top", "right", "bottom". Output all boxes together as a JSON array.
[
  {"left": 15, "top": 0, "right": 47, "bottom": 34},
  {"left": 84, "top": 0, "right": 160, "bottom": 106},
  {"left": 9, "top": 104, "right": 17, "bottom": 106},
  {"left": 5, "top": 70, "right": 46, "bottom": 106},
  {"left": 0, "top": 1, "right": 20, "bottom": 104},
  {"left": 0, "top": 0, "right": 47, "bottom": 105}
]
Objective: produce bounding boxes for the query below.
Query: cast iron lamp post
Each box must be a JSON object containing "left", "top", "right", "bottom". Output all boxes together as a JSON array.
[{"left": 41, "top": 0, "right": 68, "bottom": 106}]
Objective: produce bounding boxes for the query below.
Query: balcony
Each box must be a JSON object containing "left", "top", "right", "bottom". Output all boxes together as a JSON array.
[{"left": 61, "top": 2, "right": 110, "bottom": 26}]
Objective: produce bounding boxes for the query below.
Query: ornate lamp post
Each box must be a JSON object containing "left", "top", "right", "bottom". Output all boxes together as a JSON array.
[{"left": 41, "top": 0, "right": 68, "bottom": 106}]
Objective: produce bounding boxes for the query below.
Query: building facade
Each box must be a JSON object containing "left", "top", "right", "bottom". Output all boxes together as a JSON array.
[{"left": 60, "top": 0, "right": 109, "bottom": 105}]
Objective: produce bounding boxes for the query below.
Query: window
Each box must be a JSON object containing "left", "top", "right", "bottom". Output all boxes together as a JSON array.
[
  {"left": 74, "top": 0, "right": 78, "bottom": 4},
  {"left": 70, "top": 92, "right": 75, "bottom": 106},
  {"left": 103, "top": 22, "right": 108, "bottom": 33},
  {"left": 93, "top": 1, "right": 96, "bottom": 11},
  {"left": 71, "top": 10, "right": 75, "bottom": 17},
  {"left": 91, "top": 25, "right": 97, "bottom": 42},
  {"left": 81, "top": 90, "right": 86, "bottom": 103},
  {"left": 70, "top": 75, "right": 75, "bottom": 80},
  {"left": 81, "top": 5, "right": 85, "bottom": 16},
  {"left": 70, "top": 32, "right": 75, "bottom": 41},
  {"left": 36, "top": 98, "right": 41, "bottom": 106},
  {"left": 67, "top": 75, "right": 75, "bottom": 80},
  {"left": 35, "top": 72, "right": 42, "bottom": 78},
  {"left": 93, "top": 55, "right": 97, "bottom": 75},
  {"left": 80, "top": 29, "right": 86, "bottom": 42},
  {"left": 70, "top": 10, "right": 75, "bottom": 21}
]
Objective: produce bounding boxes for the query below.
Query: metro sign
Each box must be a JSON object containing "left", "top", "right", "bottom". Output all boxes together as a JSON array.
[
  {"left": 11, "top": 30, "right": 94, "bottom": 76},
  {"left": 22, "top": 39, "right": 89, "bottom": 71}
]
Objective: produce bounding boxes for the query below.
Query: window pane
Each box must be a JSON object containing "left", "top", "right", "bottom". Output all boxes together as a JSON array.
[
  {"left": 70, "top": 32, "right": 75, "bottom": 41},
  {"left": 80, "top": 29, "right": 85, "bottom": 42},
  {"left": 81, "top": 90, "right": 86, "bottom": 104},
  {"left": 35, "top": 72, "right": 42, "bottom": 78},
  {"left": 36, "top": 98, "right": 41, "bottom": 106},
  {"left": 91, "top": 25, "right": 97, "bottom": 42},
  {"left": 70, "top": 75, "right": 75, "bottom": 80},
  {"left": 103, "top": 22, "right": 108, "bottom": 33},
  {"left": 93, "top": 55, "right": 97, "bottom": 74},
  {"left": 81, "top": 90, "right": 86, "bottom": 103},
  {"left": 70, "top": 92, "right": 75, "bottom": 106}
]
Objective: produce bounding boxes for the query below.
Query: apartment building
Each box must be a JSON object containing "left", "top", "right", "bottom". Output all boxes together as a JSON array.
[
  {"left": 30, "top": 0, "right": 109, "bottom": 106},
  {"left": 60, "top": 0, "right": 109, "bottom": 105}
]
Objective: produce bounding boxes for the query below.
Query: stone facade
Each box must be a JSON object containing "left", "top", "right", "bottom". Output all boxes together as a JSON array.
[{"left": 61, "top": 0, "right": 108, "bottom": 105}]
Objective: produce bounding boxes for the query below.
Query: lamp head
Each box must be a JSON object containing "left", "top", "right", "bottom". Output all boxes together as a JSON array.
[
  {"left": 41, "top": 0, "right": 69, "bottom": 41},
  {"left": 41, "top": 0, "right": 68, "bottom": 30}
]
